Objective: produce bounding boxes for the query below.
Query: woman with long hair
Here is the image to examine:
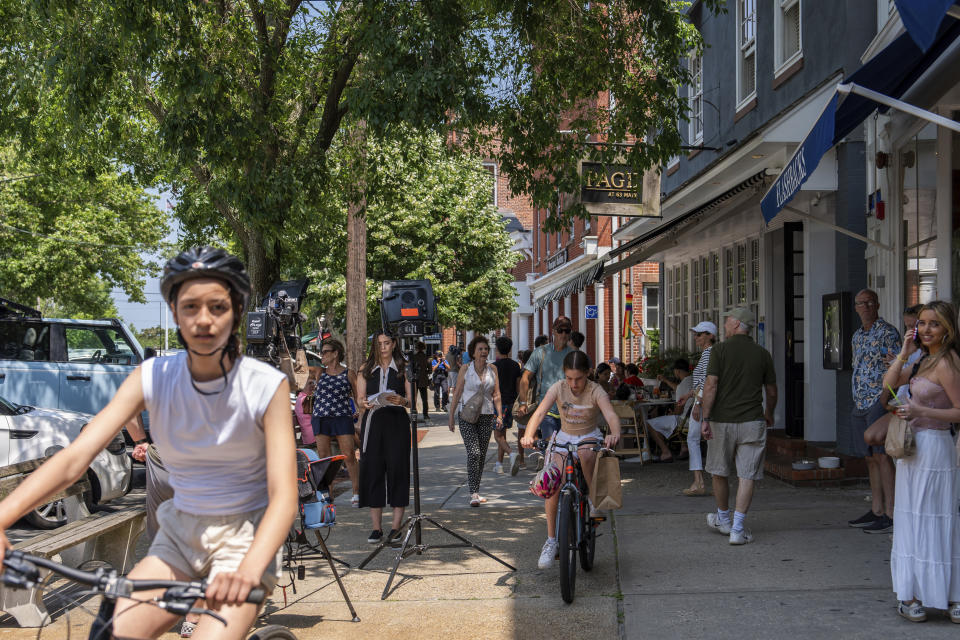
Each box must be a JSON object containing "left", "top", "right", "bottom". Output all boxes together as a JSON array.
[
  {"left": 521, "top": 350, "right": 621, "bottom": 569},
  {"left": 357, "top": 330, "right": 412, "bottom": 544},
  {"left": 448, "top": 335, "right": 503, "bottom": 507},
  {"left": 312, "top": 338, "right": 360, "bottom": 505},
  {"left": 882, "top": 300, "right": 960, "bottom": 623}
]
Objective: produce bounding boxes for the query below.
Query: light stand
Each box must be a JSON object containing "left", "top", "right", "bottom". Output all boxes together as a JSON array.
[{"left": 357, "top": 320, "right": 516, "bottom": 600}]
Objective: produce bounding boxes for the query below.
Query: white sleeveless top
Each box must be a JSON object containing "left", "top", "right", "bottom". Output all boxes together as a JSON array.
[
  {"left": 461, "top": 362, "right": 496, "bottom": 414},
  {"left": 142, "top": 352, "right": 286, "bottom": 515}
]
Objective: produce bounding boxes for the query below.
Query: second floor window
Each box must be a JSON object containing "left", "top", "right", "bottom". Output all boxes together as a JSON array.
[
  {"left": 737, "top": 0, "right": 757, "bottom": 106},
  {"left": 688, "top": 53, "right": 703, "bottom": 144},
  {"left": 775, "top": 0, "right": 802, "bottom": 72},
  {"left": 482, "top": 162, "right": 498, "bottom": 206}
]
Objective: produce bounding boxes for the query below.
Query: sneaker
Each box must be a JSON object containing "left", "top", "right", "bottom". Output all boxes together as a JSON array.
[
  {"left": 897, "top": 600, "right": 926, "bottom": 622},
  {"left": 536, "top": 454, "right": 545, "bottom": 471},
  {"left": 862, "top": 515, "right": 893, "bottom": 534},
  {"left": 949, "top": 602, "right": 960, "bottom": 623},
  {"left": 527, "top": 451, "right": 544, "bottom": 471},
  {"left": 350, "top": 493, "right": 360, "bottom": 507},
  {"left": 509, "top": 452, "right": 521, "bottom": 476},
  {"left": 386, "top": 528, "right": 401, "bottom": 542},
  {"left": 729, "top": 528, "right": 754, "bottom": 545},
  {"left": 537, "top": 539, "right": 558, "bottom": 569},
  {"left": 706, "top": 513, "right": 732, "bottom": 535},
  {"left": 179, "top": 620, "right": 196, "bottom": 638},
  {"left": 848, "top": 510, "right": 880, "bottom": 528},
  {"left": 367, "top": 529, "right": 383, "bottom": 544},
  {"left": 494, "top": 462, "right": 504, "bottom": 474}
]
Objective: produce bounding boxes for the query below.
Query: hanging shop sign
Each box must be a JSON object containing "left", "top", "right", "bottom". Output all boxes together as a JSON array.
[
  {"left": 580, "top": 162, "right": 657, "bottom": 217},
  {"left": 546, "top": 248, "right": 568, "bottom": 272}
]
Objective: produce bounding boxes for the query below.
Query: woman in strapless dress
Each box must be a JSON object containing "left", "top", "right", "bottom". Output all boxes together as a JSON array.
[{"left": 883, "top": 300, "right": 960, "bottom": 623}]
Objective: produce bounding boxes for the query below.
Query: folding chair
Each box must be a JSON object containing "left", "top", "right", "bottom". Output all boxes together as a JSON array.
[{"left": 611, "top": 400, "right": 646, "bottom": 460}]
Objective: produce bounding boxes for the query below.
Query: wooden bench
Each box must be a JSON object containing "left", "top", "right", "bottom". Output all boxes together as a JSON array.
[{"left": 0, "top": 459, "right": 146, "bottom": 627}]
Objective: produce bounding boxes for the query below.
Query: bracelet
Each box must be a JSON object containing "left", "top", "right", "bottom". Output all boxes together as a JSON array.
[
  {"left": 134, "top": 438, "right": 148, "bottom": 446},
  {"left": 896, "top": 354, "right": 909, "bottom": 363}
]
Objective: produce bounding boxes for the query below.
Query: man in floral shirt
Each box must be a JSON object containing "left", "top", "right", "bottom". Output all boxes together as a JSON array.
[{"left": 846, "top": 289, "right": 901, "bottom": 533}]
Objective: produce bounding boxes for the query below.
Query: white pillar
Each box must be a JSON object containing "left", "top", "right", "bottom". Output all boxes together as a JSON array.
[
  {"left": 552, "top": 299, "right": 559, "bottom": 324},
  {"left": 612, "top": 273, "right": 621, "bottom": 360},
  {"left": 564, "top": 295, "right": 572, "bottom": 321},
  {"left": 533, "top": 308, "right": 541, "bottom": 338},
  {"left": 596, "top": 282, "right": 606, "bottom": 361},
  {"left": 519, "top": 314, "right": 530, "bottom": 352},
  {"left": 577, "top": 291, "right": 586, "bottom": 333}
]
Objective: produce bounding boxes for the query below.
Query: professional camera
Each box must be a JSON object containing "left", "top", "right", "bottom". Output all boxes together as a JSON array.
[
  {"left": 379, "top": 280, "right": 438, "bottom": 338},
  {"left": 245, "top": 278, "right": 310, "bottom": 369}
]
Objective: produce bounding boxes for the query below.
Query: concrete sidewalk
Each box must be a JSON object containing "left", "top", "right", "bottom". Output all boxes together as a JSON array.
[{"left": 0, "top": 420, "right": 951, "bottom": 638}]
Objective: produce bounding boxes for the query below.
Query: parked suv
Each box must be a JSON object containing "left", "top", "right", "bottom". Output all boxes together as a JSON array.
[{"left": 0, "top": 298, "right": 145, "bottom": 417}]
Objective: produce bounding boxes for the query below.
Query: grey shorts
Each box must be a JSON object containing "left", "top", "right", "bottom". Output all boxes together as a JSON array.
[
  {"left": 705, "top": 420, "right": 767, "bottom": 480},
  {"left": 848, "top": 400, "right": 889, "bottom": 457}
]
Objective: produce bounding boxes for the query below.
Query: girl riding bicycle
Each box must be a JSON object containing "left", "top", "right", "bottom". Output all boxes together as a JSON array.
[
  {"left": 0, "top": 247, "right": 297, "bottom": 639},
  {"left": 521, "top": 351, "right": 620, "bottom": 569}
]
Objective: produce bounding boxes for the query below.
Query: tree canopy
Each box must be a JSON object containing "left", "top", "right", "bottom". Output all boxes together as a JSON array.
[
  {"left": 1, "top": 0, "right": 717, "bottom": 300},
  {"left": 297, "top": 130, "right": 518, "bottom": 333},
  {"left": 0, "top": 144, "right": 169, "bottom": 316}
]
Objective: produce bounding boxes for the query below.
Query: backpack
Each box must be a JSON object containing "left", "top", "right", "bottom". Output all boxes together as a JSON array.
[{"left": 296, "top": 448, "right": 345, "bottom": 529}]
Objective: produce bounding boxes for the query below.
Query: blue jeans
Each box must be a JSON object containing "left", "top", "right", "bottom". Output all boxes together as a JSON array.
[{"left": 539, "top": 414, "right": 561, "bottom": 441}]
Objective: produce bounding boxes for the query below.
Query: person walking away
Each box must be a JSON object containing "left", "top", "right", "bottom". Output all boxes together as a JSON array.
[
  {"left": 569, "top": 331, "right": 585, "bottom": 351},
  {"left": 844, "top": 289, "right": 900, "bottom": 533},
  {"left": 700, "top": 307, "right": 776, "bottom": 545},
  {"left": 521, "top": 351, "right": 621, "bottom": 568},
  {"left": 516, "top": 316, "right": 576, "bottom": 461},
  {"left": 448, "top": 336, "right": 503, "bottom": 506},
  {"left": 534, "top": 335, "right": 549, "bottom": 348},
  {"left": 313, "top": 338, "right": 360, "bottom": 506},
  {"left": 882, "top": 300, "right": 960, "bottom": 622},
  {"left": 447, "top": 344, "right": 463, "bottom": 388},
  {"left": 685, "top": 321, "right": 718, "bottom": 496},
  {"left": 357, "top": 331, "right": 412, "bottom": 544},
  {"left": 411, "top": 342, "right": 431, "bottom": 420},
  {"left": 431, "top": 351, "right": 450, "bottom": 411},
  {"left": 492, "top": 336, "right": 522, "bottom": 476}
]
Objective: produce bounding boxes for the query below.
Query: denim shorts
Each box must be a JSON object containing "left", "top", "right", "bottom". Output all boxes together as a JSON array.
[{"left": 313, "top": 415, "right": 354, "bottom": 437}]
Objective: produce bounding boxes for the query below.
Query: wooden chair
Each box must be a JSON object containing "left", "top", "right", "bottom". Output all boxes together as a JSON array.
[
  {"left": 611, "top": 401, "right": 646, "bottom": 460},
  {"left": 669, "top": 396, "right": 697, "bottom": 452}
]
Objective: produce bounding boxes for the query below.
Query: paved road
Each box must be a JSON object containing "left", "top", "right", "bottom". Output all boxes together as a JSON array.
[{"left": 0, "top": 424, "right": 954, "bottom": 638}]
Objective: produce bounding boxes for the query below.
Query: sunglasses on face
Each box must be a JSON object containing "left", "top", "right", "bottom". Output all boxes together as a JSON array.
[
  {"left": 321, "top": 349, "right": 335, "bottom": 355},
  {"left": 555, "top": 328, "right": 571, "bottom": 334}
]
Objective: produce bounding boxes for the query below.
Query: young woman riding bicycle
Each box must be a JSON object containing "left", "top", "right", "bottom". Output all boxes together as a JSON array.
[
  {"left": 0, "top": 247, "right": 298, "bottom": 639},
  {"left": 521, "top": 351, "right": 620, "bottom": 569}
]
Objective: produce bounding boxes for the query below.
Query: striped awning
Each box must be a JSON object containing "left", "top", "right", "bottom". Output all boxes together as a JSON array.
[{"left": 533, "top": 261, "right": 605, "bottom": 310}]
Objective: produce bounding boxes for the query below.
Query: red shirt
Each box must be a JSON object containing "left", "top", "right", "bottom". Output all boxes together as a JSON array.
[{"left": 623, "top": 375, "right": 643, "bottom": 387}]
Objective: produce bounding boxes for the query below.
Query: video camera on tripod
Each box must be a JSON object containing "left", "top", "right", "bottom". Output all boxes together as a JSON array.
[{"left": 245, "top": 278, "right": 311, "bottom": 391}]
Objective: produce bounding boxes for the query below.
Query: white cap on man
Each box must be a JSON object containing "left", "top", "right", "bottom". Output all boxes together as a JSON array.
[{"left": 690, "top": 320, "right": 718, "bottom": 336}]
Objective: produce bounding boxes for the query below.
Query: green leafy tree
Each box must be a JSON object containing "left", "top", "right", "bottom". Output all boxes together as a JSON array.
[
  {"left": 300, "top": 131, "right": 517, "bottom": 333},
  {"left": 1, "top": 0, "right": 717, "bottom": 298},
  {"left": 134, "top": 325, "right": 176, "bottom": 351},
  {"left": 0, "top": 146, "right": 169, "bottom": 316}
]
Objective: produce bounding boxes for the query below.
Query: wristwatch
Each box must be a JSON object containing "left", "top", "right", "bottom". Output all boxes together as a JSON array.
[{"left": 134, "top": 438, "right": 148, "bottom": 446}]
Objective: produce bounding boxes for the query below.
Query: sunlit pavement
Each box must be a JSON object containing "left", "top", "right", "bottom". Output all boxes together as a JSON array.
[{"left": 1, "top": 428, "right": 956, "bottom": 638}]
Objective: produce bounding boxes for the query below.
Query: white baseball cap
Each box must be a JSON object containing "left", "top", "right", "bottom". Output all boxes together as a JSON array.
[{"left": 690, "top": 321, "right": 718, "bottom": 335}]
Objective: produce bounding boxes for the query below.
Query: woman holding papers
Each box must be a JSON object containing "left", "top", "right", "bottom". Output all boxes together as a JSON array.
[{"left": 357, "top": 330, "right": 413, "bottom": 545}]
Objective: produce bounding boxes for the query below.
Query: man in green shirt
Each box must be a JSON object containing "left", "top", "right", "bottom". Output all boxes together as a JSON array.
[{"left": 700, "top": 307, "right": 777, "bottom": 546}]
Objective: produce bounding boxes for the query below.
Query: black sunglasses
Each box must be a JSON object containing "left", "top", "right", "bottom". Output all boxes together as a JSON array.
[
  {"left": 321, "top": 349, "right": 336, "bottom": 354},
  {"left": 555, "top": 327, "right": 571, "bottom": 334}
]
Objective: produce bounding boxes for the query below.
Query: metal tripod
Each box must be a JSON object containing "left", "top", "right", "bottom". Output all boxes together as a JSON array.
[
  {"left": 284, "top": 525, "right": 361, "bottom": 622},
  {"left": 357, "top": 411, "right": 517, "bottom": 600}
]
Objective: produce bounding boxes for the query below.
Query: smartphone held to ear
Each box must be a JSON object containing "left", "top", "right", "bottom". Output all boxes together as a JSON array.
[{"left": 912, "top": 327, "right": 921, "bottom": 348}]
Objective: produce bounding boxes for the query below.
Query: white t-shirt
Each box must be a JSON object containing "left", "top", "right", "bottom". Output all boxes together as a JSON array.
[
  {"left": 676, "top": 376, "right": 693, "bottom": 399},
  {"left": 142, "top": 352, "right": 286, "bottom": 515}
]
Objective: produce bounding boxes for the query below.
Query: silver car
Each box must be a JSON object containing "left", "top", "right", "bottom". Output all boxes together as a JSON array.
[{"left": 0, "top": 395, "right": 132, "bottom": 528}]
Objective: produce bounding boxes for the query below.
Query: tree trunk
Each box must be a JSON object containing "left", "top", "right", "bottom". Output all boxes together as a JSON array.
[
  {"left": 345, "top": 201, "right": 367, "bottom": 372},
  {"left": 245, "top": 232, "right": 278, "bottom": 307}
]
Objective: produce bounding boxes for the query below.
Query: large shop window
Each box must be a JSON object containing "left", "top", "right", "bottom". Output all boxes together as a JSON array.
[{"left": 901, "top": 123, "right": 938, "bottom": 305}]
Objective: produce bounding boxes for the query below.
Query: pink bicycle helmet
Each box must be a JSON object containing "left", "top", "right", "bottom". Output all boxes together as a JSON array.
[{"left": 529, "top": 461, "right": 562, "bottom": 499}]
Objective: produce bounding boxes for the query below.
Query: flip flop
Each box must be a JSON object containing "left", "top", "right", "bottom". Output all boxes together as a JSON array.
[{"left": 470, "top": 496, "right": 480, "bottom": 507}]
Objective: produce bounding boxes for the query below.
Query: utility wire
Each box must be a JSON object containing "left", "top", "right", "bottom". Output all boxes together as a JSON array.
[{"left": 0, "top": 220, "right": 156, "bottom": 250}]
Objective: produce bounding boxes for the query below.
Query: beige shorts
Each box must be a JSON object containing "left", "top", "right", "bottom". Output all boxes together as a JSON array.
[
  {"left": 149, "top": 501, "right": 282, "bottom": 592},
  {"left": 705, "top": 420, "right": 767, "bottom": 480}
]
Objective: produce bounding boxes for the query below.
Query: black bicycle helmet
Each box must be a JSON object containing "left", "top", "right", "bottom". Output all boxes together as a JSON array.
[{"left": 160, "top": 246, "right": 251, "bottom": 311}]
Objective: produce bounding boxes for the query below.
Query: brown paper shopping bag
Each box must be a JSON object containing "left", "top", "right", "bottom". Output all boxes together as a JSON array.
[{"left": 590, "top": 453, "right": 623, "bottom": 510}]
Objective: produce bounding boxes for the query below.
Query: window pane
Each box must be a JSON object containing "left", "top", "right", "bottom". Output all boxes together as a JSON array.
[{"left": 0, "top": 322, "right": 50, "bottom": 361}]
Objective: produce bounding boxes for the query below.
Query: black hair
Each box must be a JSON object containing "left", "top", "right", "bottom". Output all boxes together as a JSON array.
[
  {"left": 562, "top": 350, "right": 591, "bottom": 373},
  {"left": 518, "top": 349, "right": 532, "bottom": 366},
  {"left": 495, "top": 336, "right": 513, "bottom": 355},
  {"left": 468, "top": 335, "right": 490, "bottom": 359},
  {"left": 903, "top": 304, "right": 923, "bottom": 316},
  {"left": 596, "top": 362, "right": 611, "bottom": 375},
  {"left": 673, "top": 358, "right": 690, "bottom": 372},
  {"left": 570, "top": 331, "right": 585, "bottom": 349},
  {"left": 534, "top": 335, "right": 549, "bottom": 348},
  {"left": 625, "top": 363, "right": 639, "bottom": 376}
]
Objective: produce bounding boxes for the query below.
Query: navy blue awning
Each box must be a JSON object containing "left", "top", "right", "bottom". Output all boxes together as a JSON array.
[
  {"left": 761, "top": 19, "right": 960, "bottom": 223},
  {"left": 895, "top": 0, "right": 957, "bottom": 51}
]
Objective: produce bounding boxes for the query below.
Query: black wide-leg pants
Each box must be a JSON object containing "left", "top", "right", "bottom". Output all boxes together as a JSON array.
[{"left": 358, "top": 407, "right": 411, "bottom": 509}]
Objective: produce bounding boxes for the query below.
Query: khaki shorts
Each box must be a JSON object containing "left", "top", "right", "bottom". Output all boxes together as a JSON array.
[
  {"left": 705, "top": 420, "right": 767, "bottom": 480},
  {"left": 149, "top": 501, "right": 282, "bottom": 592}
]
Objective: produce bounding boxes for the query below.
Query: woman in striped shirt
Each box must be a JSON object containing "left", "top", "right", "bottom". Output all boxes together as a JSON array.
[{"left": 684, "top": 321, "right": 718, "bottom": 497}]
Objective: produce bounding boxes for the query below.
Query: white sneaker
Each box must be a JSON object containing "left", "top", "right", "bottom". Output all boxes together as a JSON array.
[
  {"left": 494, "top": 462, "right": 504, "bottom": 474},
  {"left": 706, "top": 513, "right": 732, "bottom": 535},
  {"left": 729, "top": 528, "right": 754, "bottom": 545},
  {"left": 537, "top": 538, "right": 558, "bottom": 569},
  {"left": 351, "top": 494, "right": 360, "bottom": 507},
  {"left": 509, "top": 452, "right": 521, "bottom": 476}
]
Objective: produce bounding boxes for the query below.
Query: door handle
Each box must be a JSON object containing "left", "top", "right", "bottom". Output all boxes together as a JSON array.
[{"left": 66, "top": 375, "right": 91, "bottom": 382}]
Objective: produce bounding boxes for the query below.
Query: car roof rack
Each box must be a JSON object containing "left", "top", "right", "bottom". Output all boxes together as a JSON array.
[{"left": 0, "top": 298, "right": 42, "bottom": 319}]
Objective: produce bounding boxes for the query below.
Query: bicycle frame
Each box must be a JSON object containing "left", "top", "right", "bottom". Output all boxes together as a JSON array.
[{"left": 548, "top": 438, "right": 602, "bottom": 549}]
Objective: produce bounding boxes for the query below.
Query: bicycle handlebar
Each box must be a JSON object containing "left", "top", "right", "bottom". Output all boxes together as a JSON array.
[
  {"left": 534, "top": 437, "right": 613, "bottom": 455},
  {"left": 2, "top": 550, "right": 265, "bottom": 605}
]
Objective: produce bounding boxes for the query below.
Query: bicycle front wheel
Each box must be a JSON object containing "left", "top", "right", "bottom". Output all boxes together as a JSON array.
[
  {"left": 248, "top": 624, "right": 298, "bottom": 639},
  {"left": 557, "top": 490, "right": 578, "bottom": 603}
]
